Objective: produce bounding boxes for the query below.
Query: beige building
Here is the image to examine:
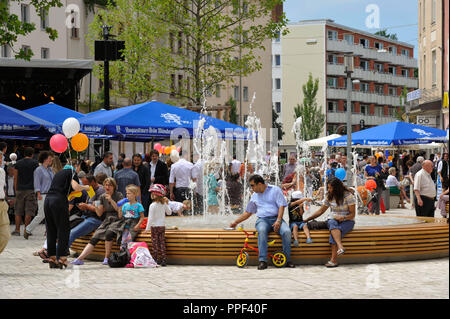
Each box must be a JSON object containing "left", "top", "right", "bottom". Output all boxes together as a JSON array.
[
  {"left": 279, "top": 20, "right": 418, "bottom": 152},
  {"left": 414, "top": 0, "right": 445, "bottom": 129}
]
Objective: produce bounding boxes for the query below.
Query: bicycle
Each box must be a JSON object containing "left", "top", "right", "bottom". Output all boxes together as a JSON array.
[{"left": 235, "top": 226, "right": 287, "bottom": 268}]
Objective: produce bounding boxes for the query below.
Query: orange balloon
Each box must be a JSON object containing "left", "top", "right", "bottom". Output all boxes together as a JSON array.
[
  {"left": 165, "top": 147, "right": 171, "bottom": 155},
  {"left": 160, "top": 146, "right": 165, "bottom": 154},
  {"left": 365, "top": 179, "right": 377, "bottom": 191},
  {"left": 71, "top": 133, "right": 89, "bottom": 152}
]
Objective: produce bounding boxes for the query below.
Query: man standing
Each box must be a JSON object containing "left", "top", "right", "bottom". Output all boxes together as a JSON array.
[
  {"left": 13, "top": 147, "right": 39, "bottom": 236},
  {"left": 437, "top": 153, "right": 449, "bottom": 190},
  {"left": 132, "top": 154, "right": 150, "bottom": 215},
  {"left": 229, "top": 174, "right": 294, "bottom": 269},
  {"left": 191, "top": 157, "right": 204, "bottom": 214},
  {"left": 229, "top": 155, "right": 241, "bottom": 176},
  {"left": 282, "top": 155, "right": 296, "bottom": 181},
  {"left": 169, "top": 151, "right": 193, "bottom": 202},
  {"left": 149, "top": 150, "right": 169, "bottom": 186},
  {"left": 114, "top": 158, "right": 141, "bottom": 199},
  {"left": 0, "top": 152, "right": 10, "bottom": 254},
  {"left": 24, "top": 151, "right": 54, "bottom": 239},
  {"left": 414, "top": 160, "right": 436, "bottom": 217},
  {"left": 93, "top": 151, "right": 114, "bottom": 178}
]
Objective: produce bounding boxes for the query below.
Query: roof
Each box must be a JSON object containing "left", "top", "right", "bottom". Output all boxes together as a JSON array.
[{"left": 0, "top": 58, "right": 93, "bottom": 69}]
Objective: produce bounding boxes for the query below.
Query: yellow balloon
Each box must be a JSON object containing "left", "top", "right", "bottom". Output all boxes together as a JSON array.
[
  {"left": 388, "top": 156, "right": 393, "bottom": 161},
  {"left": 71, "top": 133, "right": 89, "bottom": 152},
  {"left": 165, "top": 146, "right": 171, "bottom": 155}
]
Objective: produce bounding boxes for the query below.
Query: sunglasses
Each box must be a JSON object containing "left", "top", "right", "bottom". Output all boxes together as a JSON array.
[{"left": 249, "top": 183, "right": 257, "bottom": 188}]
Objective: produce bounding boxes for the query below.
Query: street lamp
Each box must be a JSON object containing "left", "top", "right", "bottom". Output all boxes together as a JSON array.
[{"left": 344, "top": 54, "right": 354, "bottom": 176}]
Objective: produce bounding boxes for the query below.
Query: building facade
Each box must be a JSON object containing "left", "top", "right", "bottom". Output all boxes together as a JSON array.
[{"left": 279, "top": 19, "right": 418, "bottom": 151}]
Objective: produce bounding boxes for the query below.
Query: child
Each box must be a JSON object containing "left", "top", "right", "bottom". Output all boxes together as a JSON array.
[
  {"left": 289, "top": 191, "right": 313, "bottom": 247},
  {"left": 118, "top": 185, "right": 145, "bottom": 249},
  {"left": 168, "top": 200, "right": 191, "bottom": 216},
  {"left": 146, "top": 184, "right": 171, "bottom": 266}
]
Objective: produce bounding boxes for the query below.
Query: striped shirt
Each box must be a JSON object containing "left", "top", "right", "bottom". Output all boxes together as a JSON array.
[
  {"left": 33, "top": 165, "right": 54, "bottom": 194},
  {"left": 323, "top": 191, "right": 355, "bottom": 219}
]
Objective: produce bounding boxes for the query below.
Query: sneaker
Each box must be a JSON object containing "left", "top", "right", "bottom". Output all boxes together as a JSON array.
[
  {"left": 102, "top": 258, "right": 109, "bottom": 265},
  {"left": 11, "top": 231, "right": 20, "bottom": 236},
  {"left": 23, "top": 231, "right": 32, "bottom": 240},
  {"left": 285, "top": 261, "right": 296, "bottom": 268},
  {"left": 306, "top": 238, "right": 313, "bottom": 244},
  {"left": 257, "top": 261, "right": 268, "bottom": 270},
  {"left": 70, "top": 259, "right": 84, "bottom": 265},
  {"left": 293, "top": 240, "right": 299, "bottom": 247}
]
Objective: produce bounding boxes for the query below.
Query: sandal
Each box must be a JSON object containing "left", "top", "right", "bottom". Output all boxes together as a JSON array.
[
  {"left": 57, "top": 258, "right": 69, "bottom": 269},
  {"left": 325, "top": 261, "right": 339, "bottom": 268},
  {"left": 337, "top": 248, "right": 346, "bottom": 256},
  {"left": 37, "top": 249, "right": 49, "bottom": 260},
  {"left": 48, "top": 257, "right": 59, "bottom": 269}
]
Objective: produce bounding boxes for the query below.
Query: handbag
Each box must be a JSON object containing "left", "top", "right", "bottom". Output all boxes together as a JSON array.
[{"left": 108, "top": 247, "right": 131, "bottom": 268}]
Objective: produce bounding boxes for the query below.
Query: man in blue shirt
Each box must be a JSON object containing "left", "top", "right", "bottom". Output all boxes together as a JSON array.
[{"left": 230, "top": 175, "right": 294, "bottom": 269}]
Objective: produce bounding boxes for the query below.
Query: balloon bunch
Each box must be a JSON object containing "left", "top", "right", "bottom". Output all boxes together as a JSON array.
[
  {"left": 49, "top": 117, "right": 89, "bottom": 154},
  {"left": 153, "top": 143, "right": 181, "bottom": 155}
]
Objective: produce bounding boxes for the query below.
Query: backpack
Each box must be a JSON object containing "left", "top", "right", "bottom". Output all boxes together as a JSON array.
[{"left": 108, "top": 247, "right": 131, "bottom": 268}]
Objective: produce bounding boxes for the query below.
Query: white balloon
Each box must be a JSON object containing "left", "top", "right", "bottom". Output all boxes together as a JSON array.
[
  {"left": 62, "top": 117, "right": 80, "bottom": 138},
  {"left": 9, "top": 153, "right": 17, "bottom": 161}
]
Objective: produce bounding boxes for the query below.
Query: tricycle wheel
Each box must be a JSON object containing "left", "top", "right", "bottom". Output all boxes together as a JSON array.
[
  {"left": 272, "top": 251, "right": 287, "bottom": 268},
  {"left": 236, "top": 251, "right": 249, "bottom": 268}
]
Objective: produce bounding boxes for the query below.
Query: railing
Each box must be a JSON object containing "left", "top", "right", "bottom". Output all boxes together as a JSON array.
[{"left": 327, "top": 88, "right": 401, "bottom": 106}]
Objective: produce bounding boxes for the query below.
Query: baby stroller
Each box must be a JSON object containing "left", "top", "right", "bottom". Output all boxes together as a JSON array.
[{"left": 354, "top": 185, "right": 374, "bottom": 215}]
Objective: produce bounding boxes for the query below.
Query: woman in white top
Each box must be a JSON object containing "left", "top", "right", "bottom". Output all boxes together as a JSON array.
[{"left": 385, "top": 167, "right": 410, "bottom": 208}]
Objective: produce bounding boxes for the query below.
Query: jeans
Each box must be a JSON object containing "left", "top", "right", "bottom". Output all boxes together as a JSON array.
[
  {"left": 255, "top": 217, "right": 291, "bottom": 262},
  {"left": 67, "top": 216, "right": 102, "bottom": 247},
  {"left": 26, "top": 195, "right": 46, "bottom": 234}
]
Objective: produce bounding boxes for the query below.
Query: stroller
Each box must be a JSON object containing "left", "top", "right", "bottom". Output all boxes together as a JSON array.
[{"left": 353, "top": 185, "right": 374, "bottom": 215}]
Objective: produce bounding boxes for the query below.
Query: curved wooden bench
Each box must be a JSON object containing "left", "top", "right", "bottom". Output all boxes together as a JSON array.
[{"left": 71, "top": 216, "right": 449, "bottom": 265}]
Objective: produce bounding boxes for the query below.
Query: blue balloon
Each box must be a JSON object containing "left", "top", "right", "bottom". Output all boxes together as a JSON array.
[
  {"left": 388, "top": 162, "right": 393, "bottom": 167},
  {"left": 335, "top": 168, "right": 346, "bottom": 181}
]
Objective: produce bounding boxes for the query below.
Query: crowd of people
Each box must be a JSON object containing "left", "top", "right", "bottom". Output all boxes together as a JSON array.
[{"left": 0, "top": 139, "right": 448, "bottom": 269}]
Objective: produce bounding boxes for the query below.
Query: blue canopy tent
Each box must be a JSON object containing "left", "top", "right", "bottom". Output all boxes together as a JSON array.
[
  {"left": 0, "top": 102, "right": 58, "bottom": 138},
  {"left": 23, "top": 103, "right": 85, "bottom": 130},
  {"left": 328, "top": 121, "right": 447, "bottom": 147},
  {"left": 78, "top": 101, "right": 249, "bottom": 140}
]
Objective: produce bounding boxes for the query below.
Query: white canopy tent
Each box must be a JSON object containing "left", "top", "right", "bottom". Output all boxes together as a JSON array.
[{"left": 305, "top": 134, "right": 341, "bottom": 147}]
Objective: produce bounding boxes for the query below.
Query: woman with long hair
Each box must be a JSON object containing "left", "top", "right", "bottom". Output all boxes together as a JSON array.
[{"left": 304, "top": 177, "right": 356, "bottom": 268}]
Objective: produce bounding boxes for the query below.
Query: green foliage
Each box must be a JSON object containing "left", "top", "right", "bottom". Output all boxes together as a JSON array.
[
  {"left": 395, "top": 86, "right": 408, "bottom": 121},
  {"left": 293, "top": 73, "right": 325, "bottom": 141},
  {"left": 0, "top": 0, "right": 62, "bottom": 60},
  {"left": 374, "top": 29, "right": 398, "bottom": 41},
  {"left": 272, "top": 107, "right": 284, "bottom": 142},
  {"left": 227, "top": 97, "right": 238, "bottom": 124}
]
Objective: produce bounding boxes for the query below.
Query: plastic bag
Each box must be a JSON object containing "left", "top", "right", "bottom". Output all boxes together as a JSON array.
[{"left": 127, "top": 242, "right": 158, "bottom": 268}]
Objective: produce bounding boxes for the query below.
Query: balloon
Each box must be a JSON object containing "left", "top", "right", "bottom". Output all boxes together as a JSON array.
[
  {"left": 334, "top": 168, "right": 346, "bottom": 181},
  {"left": 388, "top": 156, "right": 393, "bottom": 161},
  {"left": 176, "top": 146, "right": 181, "bottom": 153},
  {"left": 62, "top": 117, "right": 80, "bottom": 138},
  {"left": 365, "top": 179, "right": 377, "bottom": 191},
  {"left": 375, "top": 153, "right": 380, "bottom": 158},
  {"left": 50, "top": 134, "right": 68, "bottom": 153},
  {"left": 154, "top": 143, "right": 161, "bottom": 151},
  {"left": 171, "top": 145, "right": 176, "bottom": 151},
  {"left": 388, "top": 162, "right": 393, "bottom": 167},
  {"left": 9, "top": 153, "right": 17, "bottom": 161},
  {"left": 165, "top": 147, "right": 171, "bottom": 155},
  {"left": 160, "top": 146, "right": 165, "bottom": 154},
  {"left": 71, "top": 133, "right": 89, "bottom": 152}
]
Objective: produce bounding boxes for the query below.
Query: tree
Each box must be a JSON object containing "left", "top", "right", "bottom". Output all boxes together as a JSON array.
[
  {"left": 272, "top": 107, "right": 284, "bottom": 142},
  {"left": 395, "top": 85, "right": 408, "bottom": 121},
  {"left": 293, "top": 73, "right": 325, "bottom": 141},
  {"left": 374, "top": 29, "right": 398, "bottom": 41},
  {"left": 146, "top": 0, "right": 288, "bottom": 106},
  {"left": 227, "top": 97, "right": 238, "bottom": 124},
  {"left": 0, "top": 0, "right": 62, "bottom": 60}
]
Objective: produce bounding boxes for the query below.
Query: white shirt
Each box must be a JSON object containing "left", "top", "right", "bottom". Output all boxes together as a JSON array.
[
  {"left": 386, "top": 175, "right": 400, "bottom": 188},
  {"left": 169, "top": 201, "right": 184, "bottom": 214},
  {"left": 150, "top": 161, "right": 157, "bottom": 179},
  {"left": 7, "top": 176, "right": 14, "bottom": 196},
  {"left": 0, "top": 167, "right": 5, "bottom": 199},
  {"left": 191, "top": 159, "right": 204, "bottom": 195},
  {"left": 169, "top": 158, "right": 193, "bottom": 188},
  {"left": 146, "top": 202, "right": 171, "bottom": 228},
  {"left": 230, "top": 159, "right": 241, "bottom": 174},
  {"left": 414, "top": 169, "right": 436, "bottom": 198}
]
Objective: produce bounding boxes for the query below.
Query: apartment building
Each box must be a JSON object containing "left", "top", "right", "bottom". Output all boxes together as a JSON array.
[
  {"left": 279, "top": 19, "right": 418, "bottom": 152},
  {"left": 414, "top": 0, "right": 446, "bottom": 129}
]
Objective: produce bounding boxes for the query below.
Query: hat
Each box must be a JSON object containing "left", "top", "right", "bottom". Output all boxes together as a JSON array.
[
  {"left": 291, "top": 191, "right": 303, "bottom": 200},
  {"left": 149, "top": 184, "right": 167, "bottom": 197}
]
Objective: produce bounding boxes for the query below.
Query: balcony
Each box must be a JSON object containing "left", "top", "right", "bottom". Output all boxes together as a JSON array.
[
  {"left": 327, "top": 112, "right": 395, "bottom": 126},
  {"left": 327, "top": 63, "right": 418, "bottom": 88},
  {"left": 327, "top": 39, "right": 418, "bottom": 69},
  {"left": 326, "top": 88, "right": 401, "bottom": 106}
]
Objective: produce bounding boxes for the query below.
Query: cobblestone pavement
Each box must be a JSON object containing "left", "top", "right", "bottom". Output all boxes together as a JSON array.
[{"left": 0, "top": 206, "right": 448, "bottom": 299}]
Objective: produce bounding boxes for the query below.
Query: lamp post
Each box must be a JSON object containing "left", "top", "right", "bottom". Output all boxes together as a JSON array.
[{"left": 344, "top": 54, "right": 354, "bottom": 175}]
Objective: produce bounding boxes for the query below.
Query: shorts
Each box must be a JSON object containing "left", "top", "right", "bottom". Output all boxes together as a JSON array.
[
  {"left": 290, "top": 221, "right": 306, "bottom": 231},
  {"left": 389, "top": 186, "right": 401, "bottom": 195},
  {"left": 14, "top": 190, "right": 37, "bottom": 217},
  {"left": 327, "top": 219, "right": 355, "bottom": 245}
]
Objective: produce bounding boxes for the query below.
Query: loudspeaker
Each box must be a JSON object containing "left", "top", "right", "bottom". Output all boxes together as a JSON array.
[{"left": 95, "top": 40, "right": 125, "bottom": 61}]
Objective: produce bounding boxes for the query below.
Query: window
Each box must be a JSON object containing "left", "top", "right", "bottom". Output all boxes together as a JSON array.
[
  {"left": 360, "top": 104, "right": 368, "bottom": 115},
  {"left": 375, "top": 106, "right": 383, "bottom": 117},
  {"left": 215, "top": 84, "right": 221, "bottom": 98},
  {"left": 41, "top": 47, "right": 49, "bottom": 59},
  {"left": 401, "top": 69, "right": 409, "bottom": 77},
  {"left": 327, "top": 101, "right": 337, "bottom": 112},
  {"left": 275, "top": 78, "right": 281, "bottom": 90},
  {"left": 1, "top": 44, "right": 9, "bottom": 57},
  {"left": 274, "top": 54, "right": 281, "bottom": 66},
  {"left": 432, "top": 0, "right": 436, "bottom": 23},
  {"left": 375, "top": 84, "right": 384, "bottom": 94},
  {"left": 360, "top": 60, "right": 369, "bottom": 70},
  {"left": 388, "top": 46, "right": 397, "bottom": 55},
  {"left": 423, "top": 55, "right": 427, "bottom": 85},
  {"left": 21, "top": 4, "right": 29, "bottom": 23},
  {"left": 351, "top": 103, "right": 357, "bottom": 113},
  {"left": 360, "top": 83, "right": 369, "bottom": 92},
  {"left": 274, "top": 31, "right": 280, "bottom": 42},
  {"left": 401, "top": 49, "right": 409, "bottom": 57},
  {"left": 21, "top": 45, "right": 30, "bottom": 56},
  {"left": 344, "top": 34, "right": 354, "bottom": 44},
  {"left": 388, "top": 66, "right": 397, "bottom": 75},
  {"left": 170, "top": 74, "right": 176, "bottom": 96},
  {"left": 374, "top": 42, "right": 383, "bottom": 50},
  {"left": 388, "top": 87, "right": 397, "bottom": 96},
  {"left": 233, "top": 86, "right": 240, "bottom": 100},
  {"left": 432, "top": 50, "right": 437, "bottom": 86},
  {"left": 169, "top": 32, "right": 175, "bottom": 53},
  {"left": 327, "top": 54, "right": 338, "bottom": 64},
  {"left": 178, "top": 75, "right": 183, "bottom": 94},
  {"left": 178, "top": 32, "right": 183, "bottom": 54},
  {"left": 375, "top": 63, "right": 383, "bottom": 72},
  {"left": 275, "top": 102, "right": 281, "bottom": 113},
  {"left": 327, "top": 77, "right": 337, "bottom": 88},
  {"left": 71, "top": 27, "right": 79, "bottom": 39},
  {"left": 388, "top": 107, "right": 396, "bottom": 117},
  {"left": 40, "top": 8, "right": 49, "bottom": 30},
  {"left": 243, "top": 86, "right": 248, "bottom": 101},
  {"left": 327, "top": 30, "right": 338, "bottom": 40},
  {"left": 359, "top": 38, "right": 369, "bottom": 48}
]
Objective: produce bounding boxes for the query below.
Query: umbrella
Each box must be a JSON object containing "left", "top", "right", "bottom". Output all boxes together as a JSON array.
[
  {"left": 305, "top": 134, "right": 341, "bottom": 147},
  {"left": 78, "top": 100, "right": 248, "bottom": 139},
  {"left": 23, "top": 103, "right": 85, "bottom": 132},
  {"left": 328, "top": 121, "right": 447, "bottom": 146}
]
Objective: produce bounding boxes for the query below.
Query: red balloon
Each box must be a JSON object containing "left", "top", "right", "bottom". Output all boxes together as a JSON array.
[
  {"left": 154, "top": 143, "right": 161, "bottom": 151},
  {"left": 176, "top": 146, "right": 181, "bottom": 153},
  {"left": 50, "top": 134, "right": 68, "bottom": 153},
  {"left": 365, "top": 179, "right": 377, "bottom": 191}
]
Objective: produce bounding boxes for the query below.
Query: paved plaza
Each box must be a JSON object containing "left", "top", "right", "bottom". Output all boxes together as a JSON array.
[{"left": 0, "top": 206, "right": 448, "bottom": 300}]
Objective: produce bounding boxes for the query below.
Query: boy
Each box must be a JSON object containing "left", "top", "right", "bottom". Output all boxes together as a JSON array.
[{"left": 289, "top": 191, "right": 313, "bottom": 247}]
